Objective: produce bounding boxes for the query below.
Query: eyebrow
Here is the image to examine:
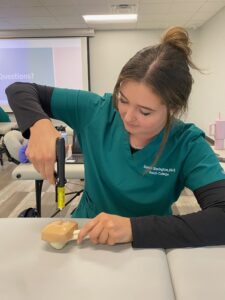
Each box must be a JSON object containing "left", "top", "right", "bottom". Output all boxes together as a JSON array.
[{"left": 119, "top": 91, "right": 156, "bottom": 111}]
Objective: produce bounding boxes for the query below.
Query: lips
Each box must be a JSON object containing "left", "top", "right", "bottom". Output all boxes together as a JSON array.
[{"left": 125, "top": 122, "right": 137, "bottom": 127}]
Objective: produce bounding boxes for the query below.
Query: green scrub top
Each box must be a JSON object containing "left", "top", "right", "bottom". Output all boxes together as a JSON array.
[
  {"left": 51, "top": 88, "right": 225, "bottom": 218},
  {"left": 0, "top": 107, "right": 10, "bottom": 122}
]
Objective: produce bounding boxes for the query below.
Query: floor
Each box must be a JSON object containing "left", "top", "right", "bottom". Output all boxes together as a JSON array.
[
  {"left": 0, "top": 158, "right": 84, "bottom": 218},
  {"left": 0, "top": 154, "right": 201, "bottom": 218}
]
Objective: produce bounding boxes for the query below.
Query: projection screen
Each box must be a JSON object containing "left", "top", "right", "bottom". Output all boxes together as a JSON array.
[{"left": 0, "top": 37, "right": 89, "bottom": 111}]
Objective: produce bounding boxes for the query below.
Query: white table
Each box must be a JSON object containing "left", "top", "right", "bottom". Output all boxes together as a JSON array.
[
  {"left": 0, "top": 218, "right": 175, "bottom": 300},
  {"left": 213, "top": 146, "right": 225, "bottom": 157},
  {"left": 167, "top": 247, "right": 225, "bottom": 300},
  {"left": 211, "top": 146, "right": 225, "bottom": 163}
]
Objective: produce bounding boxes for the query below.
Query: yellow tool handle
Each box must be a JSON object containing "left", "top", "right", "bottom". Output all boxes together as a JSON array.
[{"left": 57, "top": 186, "right": 65, "bottom": 210}]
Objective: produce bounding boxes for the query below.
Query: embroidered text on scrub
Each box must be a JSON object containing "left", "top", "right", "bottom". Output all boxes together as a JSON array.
[{"left": 144, "top": 165, "right": 176, "bottom": 176}]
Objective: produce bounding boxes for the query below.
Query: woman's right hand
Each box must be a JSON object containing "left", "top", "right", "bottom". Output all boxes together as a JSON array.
[{"left": 25, "top": 119, "right": 61, "bottom": 184}]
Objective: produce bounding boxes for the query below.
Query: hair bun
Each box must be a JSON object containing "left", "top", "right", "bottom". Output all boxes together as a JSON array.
[{"left": 161, "top": 26, "right": 192, "bottom": 58}]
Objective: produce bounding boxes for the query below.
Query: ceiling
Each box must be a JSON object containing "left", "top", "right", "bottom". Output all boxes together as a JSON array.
[{"left": 0, "top": 0, "right": 225, "bottom": 31}]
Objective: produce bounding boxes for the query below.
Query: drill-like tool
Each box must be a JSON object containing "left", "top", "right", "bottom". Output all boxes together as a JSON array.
[{"left": 56, "top": 137, "right": 67, "bottom": 212}]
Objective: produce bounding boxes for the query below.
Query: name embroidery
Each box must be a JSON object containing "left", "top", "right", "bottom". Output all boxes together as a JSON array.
[{"left": 144, "top": 165, "right": 176, "bottom": 177}]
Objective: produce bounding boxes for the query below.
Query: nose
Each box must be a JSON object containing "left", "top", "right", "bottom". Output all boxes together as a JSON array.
[{"left": 124, "top": 107, "right": 137, "bottom": 123}]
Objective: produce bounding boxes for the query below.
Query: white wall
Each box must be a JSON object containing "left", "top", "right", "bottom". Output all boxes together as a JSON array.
[
  {"left": 188, "top": 6, "right": 225, "bottom": 134},
  {"left": 89, "top": 29, "right": 161, "bottom": 95}
]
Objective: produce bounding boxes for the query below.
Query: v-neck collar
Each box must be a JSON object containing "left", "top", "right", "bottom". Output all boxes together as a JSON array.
[
  {"left": 118, "top": 116, "right": 165, "bottom": 162},
  {"left": 115, "top": 112, "right": 182, "bottom": 167}
]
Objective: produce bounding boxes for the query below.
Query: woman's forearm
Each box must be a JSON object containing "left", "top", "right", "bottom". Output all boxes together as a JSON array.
[{"left": 131, "top": 207, "right": 225, "bottom": 248}]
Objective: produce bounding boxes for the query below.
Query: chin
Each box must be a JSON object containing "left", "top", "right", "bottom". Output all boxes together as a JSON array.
[
  {"left": 127, "top": 128, "right": 139, "bottom": 135},
  {"left": 125, "top": 125, "right": 135, "bottom": 133}
]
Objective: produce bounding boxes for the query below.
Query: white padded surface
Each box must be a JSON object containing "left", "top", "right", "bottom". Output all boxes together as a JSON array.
[
  {"left": 65, "top": 125, "right": 73, "bottom": 136},
  {"left": 167, "top": 247, "right": 225, "bottom": 300},
  {"left": 0, "top": 219, "right": 175, "bottom": 300},
  {"left": 3, "top": 130, "right": 27, "bottom": 161},
  {"left": 0, "top": 122, "right": 17, "bottom": 135},
  {"left": 12, "top": 163, "right": 84, "bottom": 180}
]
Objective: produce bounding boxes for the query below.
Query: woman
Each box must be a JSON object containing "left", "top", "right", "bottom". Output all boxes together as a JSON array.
[{"left": 6, "top": 27, "right": 225, "bottom": 248}]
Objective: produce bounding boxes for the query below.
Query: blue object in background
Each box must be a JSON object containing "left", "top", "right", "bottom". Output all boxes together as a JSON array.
[{"left": 18, "top": 144, "right": 29, "bottom": 163}]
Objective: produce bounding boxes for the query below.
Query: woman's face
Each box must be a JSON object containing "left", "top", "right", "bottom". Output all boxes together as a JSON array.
[{"left": 118, "top": 80, "right": 168, "bottom": 141}]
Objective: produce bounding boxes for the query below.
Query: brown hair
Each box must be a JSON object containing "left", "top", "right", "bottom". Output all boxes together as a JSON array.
[{"left": 113, "top": 26, "right": 200, "bottom": 168}]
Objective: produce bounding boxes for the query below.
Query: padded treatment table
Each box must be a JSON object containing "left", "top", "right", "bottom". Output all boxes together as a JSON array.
[
  {"left": 0, "top": 218, "right": 175, "bottom": 300},
  {"left": 12, "top": 163, "right": 84, "bottom": 180},
  {"left": 0, "top": 122, "right": 17, "bottom": 136},
  {"left": 167, "top": 247, "right": 225, "bottom": 300},
  {"left": 1, "top": 218, "right": 225, "bottom": 300},
  {"left": 12, "top": 163, "right": 84, "bottom": 216}
]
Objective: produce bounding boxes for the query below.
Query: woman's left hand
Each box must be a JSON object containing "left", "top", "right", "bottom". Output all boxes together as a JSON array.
[{"left": 77, "top": 212, "right": 133, "bottom": 245}]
